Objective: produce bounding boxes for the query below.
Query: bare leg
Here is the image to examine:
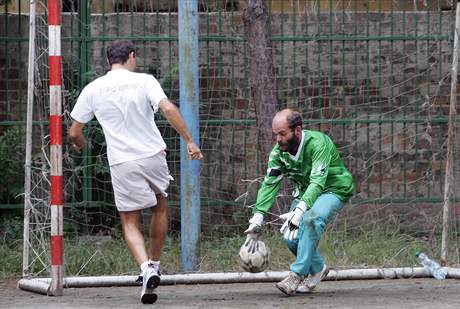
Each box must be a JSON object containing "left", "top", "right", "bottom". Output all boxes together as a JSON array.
[
  {"left": 149, "top": 195, "right": 168, "bottom": 260},
  {"left": 119, "top": 210, "right": 148, "bottom": 265}
]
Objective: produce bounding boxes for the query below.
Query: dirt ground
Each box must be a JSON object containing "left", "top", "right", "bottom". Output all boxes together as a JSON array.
[{"left": 0, "top": 278, "right": 459, "bottom": 309}]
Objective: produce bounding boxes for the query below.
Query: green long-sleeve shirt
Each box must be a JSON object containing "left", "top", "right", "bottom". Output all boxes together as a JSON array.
[{"left": 253, "top": 130, "right": 354, "bottom": 216}]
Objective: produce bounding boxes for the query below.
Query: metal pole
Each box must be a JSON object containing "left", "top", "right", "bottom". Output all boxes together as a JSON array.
[
  {"left": 19, "top": 266, "right": 460, "bottom": 294},
  {"left": 441, "top": 0, "right": 460, "bottom": 264},
  {"left": 79, "top": 0, "right": 92, "bottom": 207},
  {"left": 178, "top": 0, "right": 201, "bottom": 271},
  {"left": 23, "top": 0, "right": 36, "bottom": 278},
  {"left": 48, "top": 0, "right": 64, "bottom": 296}
]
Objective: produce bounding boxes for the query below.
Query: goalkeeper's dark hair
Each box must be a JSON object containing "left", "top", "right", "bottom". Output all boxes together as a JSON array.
[
  {"left": 287, "top": 110, "right": 302, "bottom": 130},
  {"left": 107, "top": 40, "right": 136, "bottom": 66}
]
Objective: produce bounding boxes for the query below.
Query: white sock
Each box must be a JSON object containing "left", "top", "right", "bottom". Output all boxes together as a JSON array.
[
  {"left": 140, "top": 260, "right": 160, "bottom": 273},
  {"left": 150, "top": 260, "right": 160, "bottom": 269},
  {"left": 140, "top": 260, "right": 150, "bottom": 273}
]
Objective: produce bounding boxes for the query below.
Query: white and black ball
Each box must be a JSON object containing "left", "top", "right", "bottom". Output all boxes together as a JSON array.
[{"left": 239, "top": 237, "right": 270, "bottom": 273}]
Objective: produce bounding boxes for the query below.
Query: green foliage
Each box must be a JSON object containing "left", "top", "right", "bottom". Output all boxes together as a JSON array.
[
  {"left": 158, "top": 65, "right": 178, "bottom": 96},
  {"left": 320, "top": 228, "right": 433, "bottom": 268},
  {"left": 198, "top": 233, "right": 290, "bottom": 272},
  {"left": 0, "top": 128, "right": 25, "bottom": 204},
  {"left": 0, "top": 226, "right": 452, "bottom": 280},
  {"left": 64, "top": 239, "right": 138, "bottom": 276},
  {"left": 0, "top": 215, "right": 23, "bottom": 245},
  {"left": 0, "top": 243, "right": 22, "bottom": 280},
  {"left": 0, "top": 216, "right": 23, "bottom": 280}
]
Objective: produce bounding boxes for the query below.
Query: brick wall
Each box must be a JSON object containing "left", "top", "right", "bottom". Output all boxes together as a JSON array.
[{"left": 0, "top": 11, "right": 458, "bottom": 202}]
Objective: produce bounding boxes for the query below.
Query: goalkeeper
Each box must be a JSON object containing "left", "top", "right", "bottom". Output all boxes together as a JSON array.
[{"left": 245, "top": 108, "right": 354, "bottom": 295}]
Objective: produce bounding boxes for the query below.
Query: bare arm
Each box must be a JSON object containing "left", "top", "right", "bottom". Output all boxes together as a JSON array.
[
  {"left": 159, "top": 99, "right": 203, "bottom": 160},
  {"left": 68, "top": 121, "right": 86, "bottom": 152}
]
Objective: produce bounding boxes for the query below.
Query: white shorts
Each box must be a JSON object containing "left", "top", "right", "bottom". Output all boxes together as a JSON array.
[{"left": 110, "top": 151, "right": 173, "bottom": 212}]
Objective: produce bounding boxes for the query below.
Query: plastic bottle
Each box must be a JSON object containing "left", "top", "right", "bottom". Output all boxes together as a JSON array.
[{"left": 416, "top": 252, "right": 447, "bottom": 280}]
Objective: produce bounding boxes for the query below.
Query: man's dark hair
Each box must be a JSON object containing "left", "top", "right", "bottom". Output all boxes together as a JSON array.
[
  {"left": 106, "top": 40, "right": 136, "bottom": 65},
  {"left": 287, "top": 110, "right": 302, "bottom": 130}
]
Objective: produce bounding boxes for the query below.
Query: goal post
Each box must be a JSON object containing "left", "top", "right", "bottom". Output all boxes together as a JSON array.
[
  {"left": 17, "top": 0, "right": 460, "bottom": 295},
  {"left": 441, "top": 0, "right": 460, "bottom": 264},
  {"left": 22, "top": 0, "right": 64, "bottom": 295},
  {"left": 23, "top": 0, "right": 36, "bottom": 279},
  {"left": 47, "top": 0, "right": 64, "bottom": 296}
]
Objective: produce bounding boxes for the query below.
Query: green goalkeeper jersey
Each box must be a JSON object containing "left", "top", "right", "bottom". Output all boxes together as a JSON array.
[{"left": 253, "top": 130, "right": 354, "bottom": 216}]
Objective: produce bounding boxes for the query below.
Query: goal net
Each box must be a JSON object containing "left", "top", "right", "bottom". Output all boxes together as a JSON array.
[{"left": 20, "top": 0, "right": 459, "bottom": 287}]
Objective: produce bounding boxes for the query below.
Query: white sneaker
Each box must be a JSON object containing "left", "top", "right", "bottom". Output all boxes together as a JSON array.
[
  {"left": 140, "top": 263, "right": 161, "bottom": 304},
  {"left": 296, "top": 264, "right": 329, "bottom": 293},
  {"left": 275, "top": 272, "right": 303, "bottom": 296}
]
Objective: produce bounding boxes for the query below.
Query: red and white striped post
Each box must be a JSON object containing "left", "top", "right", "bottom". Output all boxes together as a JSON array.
[{"left": 48, "top": 0, "right": 63, "bottom": 296}]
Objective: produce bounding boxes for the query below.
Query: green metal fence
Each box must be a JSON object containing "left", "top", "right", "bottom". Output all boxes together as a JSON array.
[{"left": 0, "top": 0, "right": 458, "bottom": 219}]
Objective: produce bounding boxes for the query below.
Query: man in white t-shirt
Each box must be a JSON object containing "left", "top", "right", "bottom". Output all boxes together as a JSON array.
[{"left": 69, "top": 40, "right": 203, "bottom": 304}]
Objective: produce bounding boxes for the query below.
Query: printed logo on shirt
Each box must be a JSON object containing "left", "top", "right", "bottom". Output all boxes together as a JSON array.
[
  {"left": 100, "top": 83, "right": 139, "bottom": 94},
  {"left": 292, "top": 187, "right": 300, "bottom": 198},
  {"left": 311, "top": 163, "right": 327, "bottom": 177}
]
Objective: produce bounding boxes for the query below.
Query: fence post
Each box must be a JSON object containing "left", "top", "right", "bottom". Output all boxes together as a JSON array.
[
  {"left": 79, "top": 0, "right": 92, "bottom": 207},
  {"left": 179, "top": 0, "right": 201, "bottom": 271},
  {"left": 441, "top": 0, "right": 460, "bottom": 264}
]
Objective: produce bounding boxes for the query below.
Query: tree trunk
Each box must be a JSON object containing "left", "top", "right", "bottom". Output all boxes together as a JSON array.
[
  {"left": 243, "top": 0, "right": 278, "bottom": 161},
  {"left": 244, "top": 1, "right": 290, "bottom": 219}
]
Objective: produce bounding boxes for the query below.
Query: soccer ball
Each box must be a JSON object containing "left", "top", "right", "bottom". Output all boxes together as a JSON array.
[{"left": 239, "top": 236, "right": 270, "bottom": 273}]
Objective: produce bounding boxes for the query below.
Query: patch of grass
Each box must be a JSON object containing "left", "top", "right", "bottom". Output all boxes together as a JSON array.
[
  {"left": 0, "top": 228, "right": 452, "bottom": 281},
  {"left": 65, "top": 239, "right": 138, "bottom": 276},
  {"left": 320, "top": 229, "right": 433, "bottom": 268},
  {"left": 0, "top": 243, "right": 22, "bottom": 280},
  {"left": 198, "top": 233, "right": 291, "bottom": 272}
]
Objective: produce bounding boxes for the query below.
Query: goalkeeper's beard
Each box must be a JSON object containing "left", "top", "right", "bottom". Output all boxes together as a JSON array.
[{"left": 278, "top": 134, "right": 300, "bottom": 155}]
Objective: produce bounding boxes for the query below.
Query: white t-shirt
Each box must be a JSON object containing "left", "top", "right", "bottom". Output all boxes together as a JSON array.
[{"left": 70, "top": 69, "right": 168, "bottom": 166}]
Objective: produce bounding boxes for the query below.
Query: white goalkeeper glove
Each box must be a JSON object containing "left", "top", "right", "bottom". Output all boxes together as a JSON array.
[
  {"left": 244, "top": 212, "right": 264, "bottom": 236},
  {"left": 242, "top": 233, "right": 259, "bottom": 254},
  {"left": 279, "top": 201, "right": 308, "bottom": 241}
]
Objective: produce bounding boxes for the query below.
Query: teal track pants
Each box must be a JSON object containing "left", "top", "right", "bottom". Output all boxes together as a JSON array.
[{"left": 282, "top": 193, "right": 344, "bottom": 277}]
